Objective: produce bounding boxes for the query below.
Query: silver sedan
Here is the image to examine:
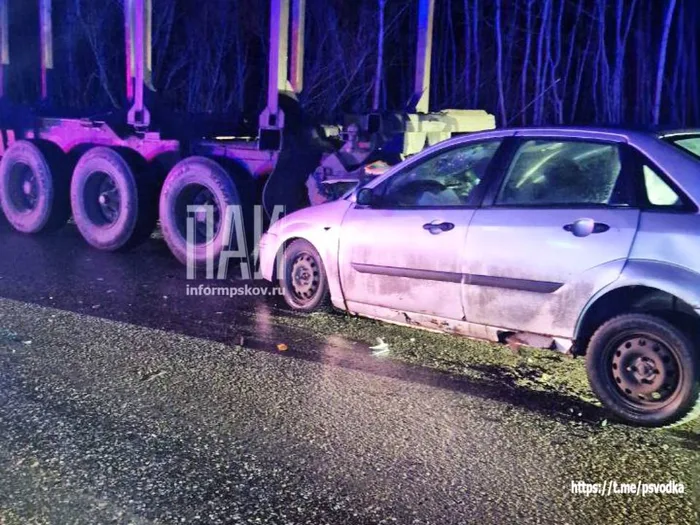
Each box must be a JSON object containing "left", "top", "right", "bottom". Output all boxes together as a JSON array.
[{"left": 259, "top": 127, "right": 700, "bottom": 427}]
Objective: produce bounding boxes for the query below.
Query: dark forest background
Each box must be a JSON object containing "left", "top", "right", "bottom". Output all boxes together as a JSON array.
[{"left": 5, "top": 0, "right": 700, "bottom": 128}]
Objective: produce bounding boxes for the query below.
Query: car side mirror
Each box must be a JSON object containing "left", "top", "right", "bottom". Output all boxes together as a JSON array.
[{"left": 356, "top": 187, "right": 377, "bottom": 207}]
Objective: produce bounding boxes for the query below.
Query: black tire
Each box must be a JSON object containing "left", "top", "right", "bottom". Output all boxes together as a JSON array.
[
  {"left": 586, "top": 314, "right": 700, "bottom": 427},
  {"left": 0, "top": 140, "right": 70, "bottom": 233},
  {"left": 159, "top": 156, "right": 241, "bottom": 266},
  {"left": 71, "top": 147, "right": 157, "bottom": 251},
  {"left": 280, "top": 239, "right": 331, "bottom": 312}
]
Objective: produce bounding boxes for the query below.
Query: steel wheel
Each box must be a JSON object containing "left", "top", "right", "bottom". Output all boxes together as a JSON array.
[
  {"left": 586, "top": 314, "right": 700, "bottom": 427},
  {"left": 93, "top": 173, "right": 121, "bottom": 225},
  {"left": 7, "top": 162, "right": 39, "bottom": 213},
  {"left": 174, "top": 183, "right": 223, "bottom": 246},
  {"left": 609, "top": 334, "right": 682, "bottom": 408},
  {"left": 288, "top": 251, "right": 321, "bottom": 304},
  {"left": 191, "top": 186, "right": 222, "bottom": 243},
  {"left": 281, "top": 239, "right": 331, "bottom": 312}
]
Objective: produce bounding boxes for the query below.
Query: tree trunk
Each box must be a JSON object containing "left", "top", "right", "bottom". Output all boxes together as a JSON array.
[
  {"left": 463, "top": 0, "right": 471, "bottom": 106},
  {"left": 495, "top": 0, "right": 506, "bottom": 125},
  {"left": 471, "top": 0, "right": 480, "bottom": 107},
  {"left": 653, "top": 0, "right": 677, "bottom": 125},
  {"left": 372, "top": 0, "right": 386, "bottom": 111},
  {"left": 521, "top": 0, "right": 533, "bottom": 125}
]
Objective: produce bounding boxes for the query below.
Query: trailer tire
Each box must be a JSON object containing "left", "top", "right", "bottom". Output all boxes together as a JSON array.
[
  {"left": 71, "top": 147, "right": 157, "bottom": 251},
  {"left": 159, "top": 157, "right": 241, "bottom": 267},
  {"left": 0, "top": 140, "right": 70, "bottom": 233}
]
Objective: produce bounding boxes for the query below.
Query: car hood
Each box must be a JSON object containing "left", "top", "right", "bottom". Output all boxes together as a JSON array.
[{"left": 269, "top": 199, "right": 353, "bottom": 235}]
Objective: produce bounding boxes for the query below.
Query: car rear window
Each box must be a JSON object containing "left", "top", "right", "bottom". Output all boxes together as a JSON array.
[{"left": 663, "top": 135, "right": 700, "bottom": 160}]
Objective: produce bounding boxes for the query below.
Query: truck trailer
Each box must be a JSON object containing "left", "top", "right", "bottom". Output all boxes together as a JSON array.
[{"left": 0, "top": 0, "right": 495, "bottom": 267}]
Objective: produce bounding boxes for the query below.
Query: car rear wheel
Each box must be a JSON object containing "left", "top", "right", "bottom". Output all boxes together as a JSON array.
[
  {"left": 586, "top": 314, "right": 700, "bottom": 427},
  {"left": 280, "top": 239, "right": 331, "bottom": 312}
]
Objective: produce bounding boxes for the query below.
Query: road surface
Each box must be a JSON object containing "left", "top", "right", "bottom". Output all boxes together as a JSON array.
[{"left": 0, "top": 218, "right": 698, "bottom": 524}]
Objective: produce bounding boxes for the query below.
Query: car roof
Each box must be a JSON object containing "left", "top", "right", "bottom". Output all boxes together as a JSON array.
[
  {"left": 462, "top": 126, "right": 660, "bottom": 142},
  {"left": 657, "top": 129, "right": 700, "bottom": 139}
]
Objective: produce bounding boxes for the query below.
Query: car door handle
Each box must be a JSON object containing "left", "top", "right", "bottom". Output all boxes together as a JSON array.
[
  {"left": 423, "top": 221, "right": 455, "bottom": 234},
  {"left": 563, "top": 218, "right": 610, "bottom": 237}
]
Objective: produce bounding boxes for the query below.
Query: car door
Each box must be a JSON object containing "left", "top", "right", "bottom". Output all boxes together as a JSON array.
[
  {"left": 462, "top": 134, "right": 641, "bottom": 338},
  {"left": 338, "top": 138, "right": 505, "bottom": 321}
]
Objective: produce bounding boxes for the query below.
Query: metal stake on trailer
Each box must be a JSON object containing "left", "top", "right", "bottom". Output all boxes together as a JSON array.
[{"left": 126, "top": 0, "right": 152, "bottom": 128}]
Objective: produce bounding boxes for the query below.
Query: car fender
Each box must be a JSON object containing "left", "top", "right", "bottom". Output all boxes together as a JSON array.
[
  {"left": 261, "top": 199, "right": 352, "bottom": 309},
  {"left": 574, "top": 259, "right": 700, "bottom": 338}
]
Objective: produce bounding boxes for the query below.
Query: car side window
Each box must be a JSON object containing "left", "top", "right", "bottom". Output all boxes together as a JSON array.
[
  {"left": 642, "top": 165, "right": 682, "bottom": 207},
  {"left": 496, "top": 140, "right": 626, "bottom": 206},
  {"left": 377, "top": 140, "right": 502, "bottom": 207}
]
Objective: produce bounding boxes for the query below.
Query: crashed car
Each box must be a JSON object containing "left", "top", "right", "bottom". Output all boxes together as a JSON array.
[{"left": 259, "top": 127, "right": 700, "bottom": 427}]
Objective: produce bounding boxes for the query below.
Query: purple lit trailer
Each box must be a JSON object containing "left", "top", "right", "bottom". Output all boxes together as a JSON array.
[
  {"left": 0, "top": 0, "right": 300, "bottom": 265},
  {"left": 0, "top": 0, "right": 494, "bottom": 266}
]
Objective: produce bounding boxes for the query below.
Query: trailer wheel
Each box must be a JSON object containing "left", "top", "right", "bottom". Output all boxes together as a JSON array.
[
  {"left": 0, "top": 140, "right": 70, "bottom": 233},
  {"left": 70, "top": 147, "right": 157, "bottom": 251},
  {"left": 159, "top": 157, "right": 241, "bottom": 266}
]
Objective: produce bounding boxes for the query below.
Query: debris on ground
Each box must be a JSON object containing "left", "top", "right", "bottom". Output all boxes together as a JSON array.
[
  {"left": 370, "top": 338, "right": 390, "bottom": 357},
  {"left": 141, "top": 370, "right": 167, "bottom": 382},
  {"left": 276, "top": 343, "right": 289, "bottom": 352},
  {"left": 270, "top": 310, "right": 599, "bottom": 405}
]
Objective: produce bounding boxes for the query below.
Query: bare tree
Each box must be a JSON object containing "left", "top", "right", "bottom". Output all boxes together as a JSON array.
[
  {"left": 653, "top": 0, "right": 678, "bottom": 125},
  {"left": 520, "top": 0, "right": 533, "bottom": 125},
  {"left": 471, "top": 0, "right": 480, "bottom": 107},
  {"left": 32, "top": 0, "right": 700, "bottom": 128},
  {"left": 494, "top": 0, "right": 506, "bottom": 125},
  {"left": 372, "top": 0, "right": 386, "bottom": 111}
]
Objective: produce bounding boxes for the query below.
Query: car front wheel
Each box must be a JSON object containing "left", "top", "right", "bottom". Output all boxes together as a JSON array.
[
  {"left": 586, "top": 314, "right": 700, "bottom": 427},
  {"left": 280, "top": 239, "right": 331, "bottom": 312}
]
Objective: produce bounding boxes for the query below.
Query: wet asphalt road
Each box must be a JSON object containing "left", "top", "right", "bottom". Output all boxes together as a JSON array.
[{"left": 0, "top": 217, "right": 698, "bottom": 525}]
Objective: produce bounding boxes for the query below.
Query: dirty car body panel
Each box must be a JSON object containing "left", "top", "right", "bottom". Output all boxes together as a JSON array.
[{"left": 337, "top": 137, "right": 509, "bottom": 321}]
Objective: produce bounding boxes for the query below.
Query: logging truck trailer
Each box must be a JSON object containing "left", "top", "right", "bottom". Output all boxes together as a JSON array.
[{"left": 0, "top": 0, "right": 495, "bottom": 267}]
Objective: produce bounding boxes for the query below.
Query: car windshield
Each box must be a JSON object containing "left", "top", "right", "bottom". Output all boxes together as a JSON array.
[{"left": 662, "top": 134, "right": 700, "bottom": 160}]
